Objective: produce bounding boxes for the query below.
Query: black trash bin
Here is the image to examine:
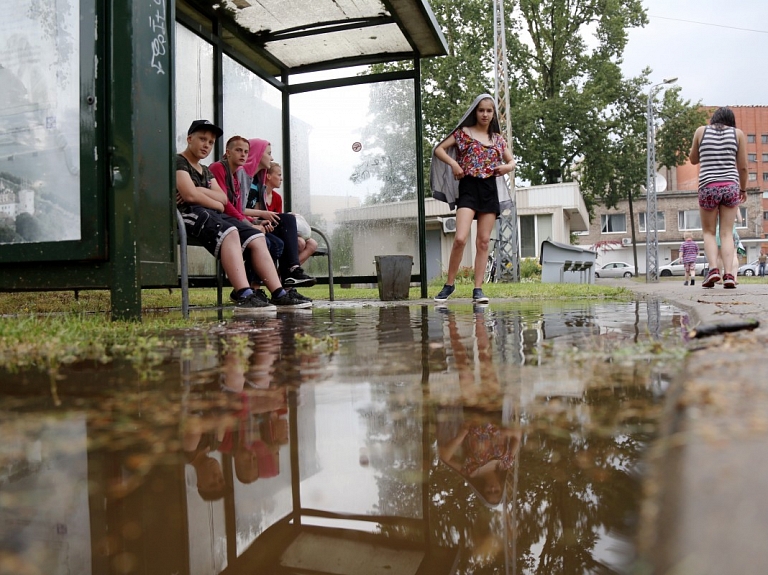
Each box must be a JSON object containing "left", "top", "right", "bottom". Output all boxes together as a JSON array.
[{"left": 374, "top": 255, "right": 413, "bottom": 301}]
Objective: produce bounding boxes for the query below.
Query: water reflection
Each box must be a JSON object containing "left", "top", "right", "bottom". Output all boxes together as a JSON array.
[{"left": 0, "top": 300, "right": 685, "bottom": 574}]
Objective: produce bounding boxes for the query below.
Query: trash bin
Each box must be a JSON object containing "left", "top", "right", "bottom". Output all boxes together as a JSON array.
[{"left": 374, "top": 255, "right": 413, "bottom": 301}]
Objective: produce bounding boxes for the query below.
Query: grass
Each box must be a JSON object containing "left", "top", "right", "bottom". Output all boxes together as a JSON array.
[
  {"left": 0, "top": 280, "right": 632, "bottom": 317},
  {"left": 0, "top": 280, "right": 632, "bottom": 373}
]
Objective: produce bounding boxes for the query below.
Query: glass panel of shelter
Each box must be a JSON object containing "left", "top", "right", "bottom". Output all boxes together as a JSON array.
[{"left": 0, "top": 0, "right": 81, "bottom": 245}]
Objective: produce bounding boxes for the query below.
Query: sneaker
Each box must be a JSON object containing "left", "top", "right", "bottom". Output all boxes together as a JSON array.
[
  {"left": 691, "top": 279, "right": 695, "bottom": 286},
  {"left": 271, "top": 290, "right": 312, "bottom": 308},
  {"left": 702, "top": 268, "right": 721, "bottom": 288},
  {"left": 723, "top": 273, "right": 736, "bottom": 289},
  {"left": 233, "top": 291, "right": 277, "bottom": 312},
  {"left": 282, "top": 266, "right": 317, "bottom": 287},
  {"left": 472, "top": 288, "right": 489, "bottom": 304},
  {"left": 434, "top": 284, "right": 455, "bottom": 302},
  {"left": 287, "top": 288, "right": 312, "bottom": 302},
  {"left": 683, "top": 280, "right": 689, "bottom": 286}
]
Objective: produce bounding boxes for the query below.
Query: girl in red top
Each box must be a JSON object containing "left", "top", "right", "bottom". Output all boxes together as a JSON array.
[
  {"left": 264, "top": 162, "right": 318, "bottom": 265},
  {"left": 432, "top": 94, "right": 516, "bottom": 304}
]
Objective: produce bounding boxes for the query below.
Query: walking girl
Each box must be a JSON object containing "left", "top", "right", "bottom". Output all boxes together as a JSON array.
[
  {"left": 689, "top": 106, "right": 748, "bottom": 289},
  {"left": 430, "top": 94, "right": 515, "bottom": 303}
]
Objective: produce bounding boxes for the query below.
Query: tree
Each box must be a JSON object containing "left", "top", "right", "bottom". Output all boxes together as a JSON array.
[
  {"left": 358, "top": 0, "right": 496, "bottom": 204},
  {"left": 361, "top": 0, "right": 702, "bottom": 212}
]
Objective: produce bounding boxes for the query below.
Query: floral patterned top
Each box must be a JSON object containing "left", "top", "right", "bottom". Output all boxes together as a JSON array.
[
  {"left": 462, "top": 423, "right": 515, "bottom": 476},
  {"left": 453, "top": 128, "right": 507, "bottom": 179}
]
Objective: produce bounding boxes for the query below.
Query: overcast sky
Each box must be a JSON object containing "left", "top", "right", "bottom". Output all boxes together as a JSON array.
[{"left": 620, "top": 0, "right": 768, "bottom": 106}]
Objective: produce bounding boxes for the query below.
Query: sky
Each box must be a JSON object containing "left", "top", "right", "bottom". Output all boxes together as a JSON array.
[{"left": 620, "top": 0, "right": 768, "bottom": 106}]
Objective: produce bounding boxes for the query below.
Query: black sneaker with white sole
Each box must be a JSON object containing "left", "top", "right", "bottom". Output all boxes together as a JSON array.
[
  {"left": 282, "top": 266, "right": 317, "bottom": 287},
  {"left": 271, "top": 290, "right": 312, "bottom": 308},
  {"left": 233, "top": 291, "right": 277, "bottom": 312},
  {"left": 286, "top": 288, "right": 312, "bottom": 302}
]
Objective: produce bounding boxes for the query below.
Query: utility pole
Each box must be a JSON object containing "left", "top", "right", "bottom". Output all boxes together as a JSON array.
[
  {"left": 492, "top": 0, "right": 520, "bottom": 282},
  {"left": 645, "top": 77, "right": 677, "bottom": 282}
]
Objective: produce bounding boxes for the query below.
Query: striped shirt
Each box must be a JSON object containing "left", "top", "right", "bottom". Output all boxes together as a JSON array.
[
  {"left": 697, "top": 126, "right": 739, "bottom": 189},
  {"left": 679, "top": 239, "right": 699, "bottom": 264}
]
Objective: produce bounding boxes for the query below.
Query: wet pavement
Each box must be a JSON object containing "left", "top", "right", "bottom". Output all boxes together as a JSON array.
[
  {"left": 0, "top": 299, "right": 690, "bottom": 575},
  {"left": 600, "top": 278, "right": 768, "bottom": 575}
]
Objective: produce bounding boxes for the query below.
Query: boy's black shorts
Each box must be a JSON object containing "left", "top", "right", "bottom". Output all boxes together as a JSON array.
[{"left": 181, "top": 206, "right": 263, "bottom": 258}]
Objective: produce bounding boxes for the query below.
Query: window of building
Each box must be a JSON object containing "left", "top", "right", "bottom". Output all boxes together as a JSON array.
[
  {"left": 762, "top": 135, "right": 768, "bottom": 144},
  {"left": 764, "top": 211, "right": 768, "bottom": 221},
  {"left": 678, "top": 210, "right": 702, "bottom": 231},
  {"left": 749, "top": 173, "right": 757, "bottom": 181},
  {"left": 763, "top": 173, "right": 768, "bottom": 182},
  {"left": 736, "top": 206, "right": 747, "bottom": 229},
  {"left": 519, "top": 214, "right": 552, "bottom": 258},
  {"left": 749, "top": 153, "right": 757, "bottom": 162},
  {"left": 748, "top": 134, "right": 756, "bottom": 143},
  {"left": 638, "top": 211, "right": 665, "bottom": 232},
  {"left": 601, "top": 213, "right": 626, "bottom": 233},
  {"left": 763, "top": 153, "right": 768, "bottom": 162}
]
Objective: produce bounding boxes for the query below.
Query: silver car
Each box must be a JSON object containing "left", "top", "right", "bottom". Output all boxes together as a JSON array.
[
  {"left": 659, "top": 255, "right": 708, "bottom": 277},
  {"left": 738, "top": 259, "right": 762, "bottom": 276},
  {"left": 594, "top": 261, "right": 635, "bottom": 278}
]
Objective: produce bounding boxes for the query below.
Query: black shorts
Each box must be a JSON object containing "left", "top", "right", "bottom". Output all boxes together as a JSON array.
[
  {"left": 181, "top": 206, "right": 262, "bottom": 258},
  {"left": 456, "top": 176, "right": 500, "bottom": 218}
]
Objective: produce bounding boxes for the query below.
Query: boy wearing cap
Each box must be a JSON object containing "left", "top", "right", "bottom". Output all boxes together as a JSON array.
[{"left": 176, "top": 120, "right": 310, "bottom": 309}]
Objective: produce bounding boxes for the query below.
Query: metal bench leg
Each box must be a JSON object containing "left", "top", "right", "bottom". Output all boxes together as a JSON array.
[
  {"left": 310, "top": 226, "right": 334, "bottom": 301},
  {"left": 176, "top": 210, "right": 190, "bottom": 319}
]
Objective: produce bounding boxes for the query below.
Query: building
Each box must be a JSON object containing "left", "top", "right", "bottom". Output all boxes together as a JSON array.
[
  {"left": 334, "top": 182, "right": 589, "bottom": 281},
  {"left": 577, "top": 105, "right": 768, "bottom": 270}
]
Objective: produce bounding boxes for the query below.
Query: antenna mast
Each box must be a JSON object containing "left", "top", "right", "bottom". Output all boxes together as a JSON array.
[{"left": 492, "top": 0, "right": 520, "bottom": 282}]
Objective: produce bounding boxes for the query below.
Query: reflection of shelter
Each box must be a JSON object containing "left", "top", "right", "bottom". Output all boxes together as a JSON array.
[{"left": 0, "top": 0, "right": 448, "bottom": 319}]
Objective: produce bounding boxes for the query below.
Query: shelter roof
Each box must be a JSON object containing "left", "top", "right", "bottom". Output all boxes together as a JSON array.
[{"left": 177, "top": 0, "right": 448, "bottom": 75}]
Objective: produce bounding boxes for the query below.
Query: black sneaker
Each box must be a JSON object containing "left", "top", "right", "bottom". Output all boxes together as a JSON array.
[
  {"left": 271, "top": 290, "right": 312, "bottom": 309},
  {"left": 233, "top": 292, "right": 276, "bottom": 312},
  {"left": 282, "top": 266, "right": 317, "bottom": 287},
  {"left": 434, "top": 284, "right": 455, "bottom": 302},
  {"left": 287, "top": 288, "right": 312, "bottom": 302},
  {"left": 472, "top": 288, "right": 489, "bottom": 304}
]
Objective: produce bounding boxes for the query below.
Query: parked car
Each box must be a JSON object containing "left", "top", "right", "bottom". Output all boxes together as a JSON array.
[
  {"left": 738, "top": 259, "right": 761, "bottom": 276},
  {"left": 659, "top": 255, "right": 708, "bottom": 277},
  {"left": 594, "top": 261, "right": 635, "bottom": 278}
]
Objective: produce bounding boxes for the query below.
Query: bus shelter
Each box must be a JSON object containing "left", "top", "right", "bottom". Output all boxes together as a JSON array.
[{"left": 0, "top": 0, "right": 447, "bottom": 319}]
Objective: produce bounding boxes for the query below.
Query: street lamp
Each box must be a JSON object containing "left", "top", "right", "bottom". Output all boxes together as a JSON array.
[{"left": 646, "top": 77, "right": 678, "bottom": 283}]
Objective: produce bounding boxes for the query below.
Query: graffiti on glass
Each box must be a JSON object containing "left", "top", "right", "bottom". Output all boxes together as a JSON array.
[{"left": 351, "top": 155, "right": 396, "bottom": 184}]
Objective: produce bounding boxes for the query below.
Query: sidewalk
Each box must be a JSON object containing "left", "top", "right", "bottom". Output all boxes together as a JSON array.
[{"left": 603, "top": 278, "right": 768, "bottom": 575}]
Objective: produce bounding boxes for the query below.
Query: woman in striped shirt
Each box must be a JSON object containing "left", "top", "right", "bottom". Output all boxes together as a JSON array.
[{"left": 689, "top": 107, "right": 748, "bottom": 289}]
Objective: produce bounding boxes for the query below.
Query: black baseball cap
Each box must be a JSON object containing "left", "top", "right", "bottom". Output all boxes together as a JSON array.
[{"left": 188, "top": 119, "right": 223, "bottom": 138}]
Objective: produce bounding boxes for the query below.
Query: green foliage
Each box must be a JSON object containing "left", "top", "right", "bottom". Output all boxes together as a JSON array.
[
  {"left": 363, "top": 0, "right": 702, "bottom": 214},
  {"left": 15, "top": 212, "right": 41, "bottom": 241},
  {"left": 520, "top": 257, "right": 542, "bottom": 279}
]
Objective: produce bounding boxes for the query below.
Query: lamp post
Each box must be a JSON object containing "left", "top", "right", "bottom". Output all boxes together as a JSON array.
[{"left": 646, "top": 77, "right": 677, "bottom": 283}]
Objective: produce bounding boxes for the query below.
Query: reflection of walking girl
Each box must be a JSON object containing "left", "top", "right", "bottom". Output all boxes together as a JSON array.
[{"left": 431, "top": 94, "right": 516, "bottom": 304}]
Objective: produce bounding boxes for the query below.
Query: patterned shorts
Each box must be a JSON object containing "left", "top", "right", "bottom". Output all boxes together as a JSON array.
[
  {"left": 698, "top": 182, "right": 741, "bottom": 211},
  {"left": 683, "top": 262, "right": 696, "bottom": 273}
]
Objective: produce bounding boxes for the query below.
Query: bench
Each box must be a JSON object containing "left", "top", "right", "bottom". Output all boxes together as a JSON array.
[{"left": 177, "top": 210, "right": 334, "bottom": 318}]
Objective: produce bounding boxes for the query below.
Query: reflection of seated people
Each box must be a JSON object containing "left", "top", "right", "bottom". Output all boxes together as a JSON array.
[
  {"left": 438, "top": 414, "right": 521, "bottom": 506},
  {"left": 230, "top": 394, "right": 288, "bottom": 483},
  {"left": 183, "top": 424, "right": 229, "bottom": 501}
]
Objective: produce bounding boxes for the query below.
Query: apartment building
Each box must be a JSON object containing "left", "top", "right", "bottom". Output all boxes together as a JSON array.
[{"left": 576, "top": 190, "right": 763, "bottom": 272}]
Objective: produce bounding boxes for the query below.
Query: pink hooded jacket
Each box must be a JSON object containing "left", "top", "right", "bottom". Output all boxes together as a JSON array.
[{"left": 236, "top": 138, "right": 270, "bottom": 212}]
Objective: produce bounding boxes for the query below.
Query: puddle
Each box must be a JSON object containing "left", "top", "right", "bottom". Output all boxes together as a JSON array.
[{"left": 0, "top": 300, "right": 688, "bottom": 574}]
